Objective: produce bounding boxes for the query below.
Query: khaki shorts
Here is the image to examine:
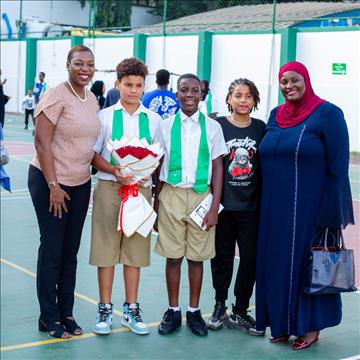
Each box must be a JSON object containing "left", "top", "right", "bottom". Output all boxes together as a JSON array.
[
  {"left": 89, "top": 179, "right": 152, "bottom": 268},
  {"left": 154, "top": 183, "right": 215, "bottom": 261}
]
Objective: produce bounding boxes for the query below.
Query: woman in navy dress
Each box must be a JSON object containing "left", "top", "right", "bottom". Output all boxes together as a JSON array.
[{"left": 256, "top": 61, "right": 354, "bottom": 350}]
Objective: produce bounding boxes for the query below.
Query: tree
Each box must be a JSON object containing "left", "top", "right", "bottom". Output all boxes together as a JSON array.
[{"left": 77, "top": 0, "right": 132, "bottom": 29}]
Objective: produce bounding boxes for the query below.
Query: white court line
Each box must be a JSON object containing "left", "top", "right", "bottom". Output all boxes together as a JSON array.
[
  {"left": 340, "top": 355, "right": 360, "bottom": 360},
  {"left": 3, "top": 140, "right": 34, "bottom": 145},
  {"left": 6, "top": 188, "right": 29, "bottom": 193},
  {"left": 12, "top": 154, "right": 33, "bottom": 157},
  {"left": 0, "top": 196, "right": 31, "bottom": 200}
]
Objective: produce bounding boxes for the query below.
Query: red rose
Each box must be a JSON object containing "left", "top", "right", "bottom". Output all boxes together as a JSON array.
[{"left": 115, "top": 146, "right": 157, "bottom": 159}]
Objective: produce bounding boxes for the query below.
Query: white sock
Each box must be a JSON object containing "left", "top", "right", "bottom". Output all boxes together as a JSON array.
[
  {"left": 169, "top": 306, "right": 181, "bottom": 312},
  {"left": 187, "top": 306, "right": 199, "bottom": 313}
]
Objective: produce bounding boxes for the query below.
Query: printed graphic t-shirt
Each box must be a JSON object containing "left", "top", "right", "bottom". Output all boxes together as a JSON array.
[
  {"left": 142, "top": 89, "right": 179, "bottom": 120},
  {"left": 217, "top": 116, "right": 266, "bottom": 211}
]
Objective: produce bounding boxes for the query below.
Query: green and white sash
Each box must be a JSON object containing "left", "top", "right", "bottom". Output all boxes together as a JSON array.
[
  {"left": 206, "top": 92, "right": 212, "bottom": 115},
  {"left": 110, "top": 109, "right": 151, "bottom": 165},
  {"left": 167, "top": 111, "right": 210, "bottom": 194}
]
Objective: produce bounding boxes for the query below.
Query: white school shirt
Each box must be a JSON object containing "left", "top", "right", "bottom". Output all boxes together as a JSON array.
[
  {"left": 23, "top": 95, "right": 36, "bottom": 110},
  {"left": 155, "top": 109, "right": 227, "bottom": 188},
  {"left": 93, "top": 100, "right": 161, "bottom": 183},
  {"left": 199, "top": 92, "right": 219, "bottom": 116}
]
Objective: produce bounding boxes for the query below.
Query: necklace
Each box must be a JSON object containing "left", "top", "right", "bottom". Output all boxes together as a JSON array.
[
  {"left": 66, "top": 80, "right": 87, "bottom": 102},
  {"left": 230, "top": 115, "right": 252, "bottom": 128}
]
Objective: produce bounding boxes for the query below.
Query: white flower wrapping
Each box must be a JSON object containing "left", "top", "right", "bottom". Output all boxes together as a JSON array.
[{"left": 106, "top": 136, "right": 164, "bottom": 238}]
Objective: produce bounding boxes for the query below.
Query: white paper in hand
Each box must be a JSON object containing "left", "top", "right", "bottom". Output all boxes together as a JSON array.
[{"left": 189, "top": 193, "right": 224, "bottom": 230}]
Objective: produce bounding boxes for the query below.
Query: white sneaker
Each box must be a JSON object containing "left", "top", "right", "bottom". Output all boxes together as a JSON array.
[
  {"left": 92, "top": 303, "right": 113, "bottom": 335},
  {"left": 122, "top": 303, "right": 149, "bottom": 335}
]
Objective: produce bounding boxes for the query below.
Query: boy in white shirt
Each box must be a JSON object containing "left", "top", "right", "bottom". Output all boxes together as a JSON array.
[
  {"left": 90, "top": 58, "right": 161, "bottom": 336},
  {"left": 199, "top": 80, "right": 219, "bottom": 119},
  {"left": 154, "top": 74, "right": 227, "bottom": 336},
  {"left": 22, "top": 89, "right": 36, "bottom": 130}
]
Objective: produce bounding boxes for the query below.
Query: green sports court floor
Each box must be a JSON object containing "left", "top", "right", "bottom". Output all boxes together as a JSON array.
[{"left": 1, "top": 114, "right": 359, "bottom": 360}]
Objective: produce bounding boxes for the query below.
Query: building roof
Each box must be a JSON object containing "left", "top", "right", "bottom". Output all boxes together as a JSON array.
[{"left": 128, "top": 1, "right": 360, "bottom": 34}]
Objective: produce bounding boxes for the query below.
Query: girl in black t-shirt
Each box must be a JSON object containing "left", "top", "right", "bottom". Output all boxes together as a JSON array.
[{"left": 208, "top": 78, "right": 265, "bottom": 336}]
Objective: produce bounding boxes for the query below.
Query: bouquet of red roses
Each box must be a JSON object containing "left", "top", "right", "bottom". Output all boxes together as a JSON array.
[{"left": 107, "top": 136, "right": 163, "bottom": 238}]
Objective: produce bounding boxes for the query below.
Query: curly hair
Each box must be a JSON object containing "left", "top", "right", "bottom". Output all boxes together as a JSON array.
[
  {"left": 116, "top": 57, "right": 148, "bottom": 81},
  {"left": 226, "top": 78, "right": 260, "bottom": 113}
]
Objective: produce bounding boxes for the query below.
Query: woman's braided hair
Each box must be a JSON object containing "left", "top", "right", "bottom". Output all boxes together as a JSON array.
[{"left": 226, "top": 78, "right": 260, "bottom": 113}]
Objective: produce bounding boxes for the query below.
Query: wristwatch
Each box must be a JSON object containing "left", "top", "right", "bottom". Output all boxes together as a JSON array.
[{"left": 48, "top": 182, "right": 58, "bottom": 190}]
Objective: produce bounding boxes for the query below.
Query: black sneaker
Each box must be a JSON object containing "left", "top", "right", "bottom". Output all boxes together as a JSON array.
[
  {"left": 226, "top": 308, "right": 265, "bottom": 336},
  {"left": 207, "top": 302, "right": 228, "bottom": 330},
  {"left": 158, "top": 309, "right": 182, "bottom": 335},
  {"left": 186, "top": 310, "right": 208, "bottom": 336}
]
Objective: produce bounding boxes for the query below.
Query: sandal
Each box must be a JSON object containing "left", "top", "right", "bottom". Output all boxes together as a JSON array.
[
  {"left": 38, "top": 319, "right": 72, "bottom": 339},
  {"left": 292, "top": 335, "right": 319, "bottom": 350},
  {"left": 61, "top": 317, "right": 83, "bottom": 335},
  {"left": 269, "top": 335, "right": 290, "bottom": 343}
]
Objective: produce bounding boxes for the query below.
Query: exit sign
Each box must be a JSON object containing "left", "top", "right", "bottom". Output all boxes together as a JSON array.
[{"left": 332, "top": 63, "right": 347, "bottom": 75}]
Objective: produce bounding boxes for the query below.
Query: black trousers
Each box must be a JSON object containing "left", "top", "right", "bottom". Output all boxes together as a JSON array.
[
  {"left": 211, "top": 210, "right": 259, "bottom": 314},
  {"left": 28, "top": 165, "right": 91, "bottom": 323},
  {"left": 24, "top": 109, "right": 34, "bottom": 127}
]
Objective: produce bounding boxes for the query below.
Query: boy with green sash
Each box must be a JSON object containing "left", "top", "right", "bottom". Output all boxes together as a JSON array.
[
  {"left": 155, "top": 74, "right": 227, "bottom": 336},
  {"left": 199, "top": 80, "right": 219, "bottom": 119},
  {"left": 90, "top": 58, "right": 161, "bottom": 335}
]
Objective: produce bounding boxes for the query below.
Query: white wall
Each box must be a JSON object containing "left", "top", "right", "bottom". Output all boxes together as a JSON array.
[
  {"left": 36, "top": 39, "right": 71, "bottom": 89},
  {"left": 145, "top": 36, "right": 199, "bottom": 92},
  {"left": 296, "top": 31, "right": 360, "bottom": 152},
  {"left": 211, "top": 33, "right": 281, "bottom": 121},
  {"left": 84, "top": 37, "right": 134, "bottom": 95},
  {"left": 0, "top": 40, "right": 26, "bottom": 113}
]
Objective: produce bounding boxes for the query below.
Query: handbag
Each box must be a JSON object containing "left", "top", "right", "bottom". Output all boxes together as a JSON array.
[{"left": 304, "top": 228, "right": 357, "bottom": 294}]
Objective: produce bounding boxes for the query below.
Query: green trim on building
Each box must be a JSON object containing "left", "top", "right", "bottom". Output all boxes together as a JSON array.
[
  {"left": 25, "top": 38, "right": 37, "bottom": 95},
  {"left": 133, "top": 34, "right": 147, "bottom": 62},
  {"left": 197, "top": 31, "right": 213, "bottom": 81},
  {"left": 295, "top": 26, "right": 360, "bottom": 32},
  {"left": 71, "top": 36, "right": 84, "bottom": 47},
  {"left": 278, "top": 27, "right": 298, "bottom": 104}
]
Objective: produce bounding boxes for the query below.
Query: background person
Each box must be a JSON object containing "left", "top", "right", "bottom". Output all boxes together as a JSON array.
[
  {"left": 255, "top": 61, "right": 354, "bottom": 350},
  {"left": 90, "top": 80, "right": 106, "bottom": 109},
  {"left": 22, "top": 89, "right": 36, "bottom": 130},
  {"left": 33, "top": 71, "right": 47, "bottom": 104},
  {"left": 103, "top": 82, "right": 120, "bottom": 109},
  {"left": 208, "top": 78, "right": 265, "bottom": 336},
  {"left": 0, "top": 69, "right": 10, "bottom": 129},
  {"left": 199, "top": 80, "right": 219, "bottom": 119},
  {"left": 0, "top": 125, "right": 11, "bottom": 192},
  {"left": 142, "top": 69, "right": 179, "bottom": 120},
  {"left": 28, "top": 45, "right": 100, "bottom": 339}
]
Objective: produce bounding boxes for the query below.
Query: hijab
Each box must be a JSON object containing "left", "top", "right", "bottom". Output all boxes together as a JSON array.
[
  {"left": 90, "top": 80, "right": 104, "bottom": 98},
  {"left": 276, "top": 61, "right": 326, "bottom": 128}
]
